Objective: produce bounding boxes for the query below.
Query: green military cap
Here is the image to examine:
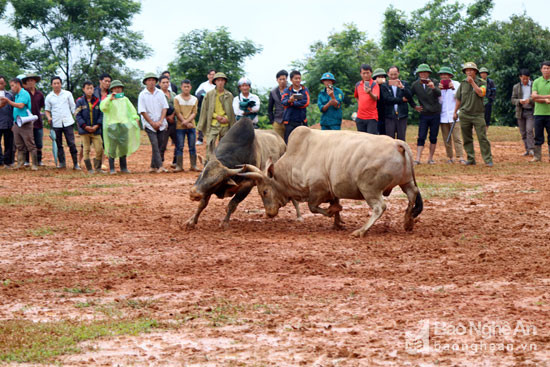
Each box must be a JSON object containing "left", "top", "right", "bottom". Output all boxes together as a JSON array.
[
  {"left": 372, "top": 68, "right": 387, "bottom": 78},
  {"left": 437, "top": 66, "right": 454, "bottom": 77},
  {"left": 462, "top": 62, "right": 479, "bottom": 73},
  {"left": 415, "top": 63, "right": 432, "bottom": 73},
  {"left": 142, "top": 72, "right": 158, "bottom": 85},
  {"left": 109, "top": 80, "right": 125, "bottom": 91},
  {"left": 479, "top": 67, "right": 489, "bottom": 74},
  {"left": 212, "top": 72, "right": 228, "bottom": 83}
]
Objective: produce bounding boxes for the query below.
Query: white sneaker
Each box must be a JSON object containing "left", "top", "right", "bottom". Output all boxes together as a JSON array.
[{"left": 196, "top": 140, "right": 203, "bottom": 146}]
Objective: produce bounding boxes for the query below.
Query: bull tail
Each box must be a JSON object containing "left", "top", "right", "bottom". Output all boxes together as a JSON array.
[{"left": 396, "top": 141, "right": 423, "bottom": 218}]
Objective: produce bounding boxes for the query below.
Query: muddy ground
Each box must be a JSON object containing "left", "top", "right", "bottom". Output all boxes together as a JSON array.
[{"left": 0, "top": 126, "right": 549, "bottom": 366}]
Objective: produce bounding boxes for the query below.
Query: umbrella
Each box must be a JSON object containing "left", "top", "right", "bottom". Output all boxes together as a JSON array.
[{"left": 49, "top": 129, "right": 58, "bottom": 166}]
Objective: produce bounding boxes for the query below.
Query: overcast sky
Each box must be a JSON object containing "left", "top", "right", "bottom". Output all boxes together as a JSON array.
[{"left": 126, "top": 0, "right": 546, "bottom": 90}]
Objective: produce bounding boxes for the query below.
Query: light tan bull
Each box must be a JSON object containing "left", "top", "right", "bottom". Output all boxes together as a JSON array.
[{"left": 240, "top": 127, "right": 423, "bottom": 237}]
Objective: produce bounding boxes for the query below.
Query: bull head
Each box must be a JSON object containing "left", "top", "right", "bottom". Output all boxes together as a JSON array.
[
  {"left": 239, "top": 159, "right": 282, "bottom": 218},
  {"left": 189, "top": 158, "right": 244, "bottom": 201}
]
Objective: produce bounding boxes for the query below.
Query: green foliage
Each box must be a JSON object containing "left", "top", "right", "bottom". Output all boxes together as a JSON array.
[
  {"left": 169, "top": 27, "right": 262, "bottom": 94},
  {"left": 8, "top": 0, "right": 151, "bottom": 93},
  {"left": 0, "top": 35, "right": 25, "bottom": 78},
  {"left": 381, "top": 6, "right": 410, "bottom": 51},
  {"left": 488, "top": 14, "right": 550, "bottom": 124}
]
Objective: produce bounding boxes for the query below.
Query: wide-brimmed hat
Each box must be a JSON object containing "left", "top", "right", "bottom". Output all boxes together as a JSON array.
[
  {"left": 479, "top": 67, "right": 489, "bottom": 74},
  {"left": 462, "top": 62, "right": 479, "bottom": 73},
  {"left": 212, "top": 72, "right": 228, "bottom": 83},
  {"left": 22, "top": 73, "right": 41, "bottom": 83},
  {"left": 415, "top": 64, "right": 432, "bottom": 74},
  {"left": 109, "top": 80, "right": 125, "bottom": 91},
  {"left": 142, "top": 72, "right": 158, "bottom": 85},
  {"left": 372, "top": 68, "right": 387, "bottom": 78},
  {"left": 438, "top": 66, "right": 454, "bottom": 77},
  {"left": 16, "top": 74, "right": 27, "bottom": 81},
  {"left": 320, "top": 72, "right": 336, "bottom": 82}
]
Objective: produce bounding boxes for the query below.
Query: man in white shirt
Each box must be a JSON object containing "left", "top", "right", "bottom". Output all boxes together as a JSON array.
[
  {"left": 438, "top": 67, "right": 465, "bottom": 164},
  {"left": 45, "top": 76, "right": 79, "bottom": 169},
  {"left": 233, "top": 77, "right": 260, "bottom": 128},
  {"left": 195, "top": 69, "right": 216, "bottom": 145},
  {"left": 138, "top": 72, "right": 168, "bottom": 173}
]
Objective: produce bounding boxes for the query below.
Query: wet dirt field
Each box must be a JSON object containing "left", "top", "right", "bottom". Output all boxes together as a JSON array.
[{"left": 1, "top": 126, "right": 549, "bottom": 366}]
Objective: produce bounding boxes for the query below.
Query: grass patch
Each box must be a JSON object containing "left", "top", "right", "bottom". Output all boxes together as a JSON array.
[
  {"left": 0, "top": 191, "right": 117, "bottom": 213},
  {"left": 26, "top": 226, "right": 56, "bottom": 237},
  {"left": 86, "top": 183, "right": 131, "bottom": 189},
  {"left": 63, "top": 287, "right": 95, "bottom": 295},
  {"left": 0, "top": 318, "right": 157, "bottom": 363},
  {"left": 416, "top": 181, "right": 480, "bottom": 199}
]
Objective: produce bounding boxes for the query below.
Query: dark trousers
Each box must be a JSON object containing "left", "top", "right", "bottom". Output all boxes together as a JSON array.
[
  {"left": 0, "top": 128, "right": 14, "bottom": 165},
  {"left": 176, "top": 128, "right": 196, "bottom": 156},
  {"left": 160, "top": 122, "right": 177, "bottom": 163},
  {"left": 534, "top": 115, "right": 550, "bottom": 146},
  {"left": 53, "top": 126, "right": 78, "bottom": 164},
  {"left": 417, "top": 114, "right": 440, "bottom": 146},
  {"left": 146, "top": 128, "right": 166, "bottom": 169},
  {"left": 385, "top": 117, "right": 408, "bottom": 141},
  {"left": 284, "top": 121, "right": 307, "bottom": 144},
  {"left": 25, "top": 128, "right": 44, "bottom": 163},
  {"left": 377, "top": 120, "right": 386, "bottom": 135},
  {"left": 484, "top": 103, "right": 493, "bottom": 126},
  {"left": 356, "top": 118, "right": 378, "bottom": 134}
]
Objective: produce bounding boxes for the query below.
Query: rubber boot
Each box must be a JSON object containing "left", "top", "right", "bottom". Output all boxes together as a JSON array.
[
  {"left": 37, "top": 150, "right": 44, "bottom": 166},
  {"left": 108, "top": 157, "right": 116, "bottom": 174},
  {"left": 190, "top": 154, "right": 200, "bottom": 172},
  {"left": 93, "top": 158, "right": 104, "bottom": 173},
  {"left": 15, "top": 151, "right": 25, "bottom": 169},
  {"left": 174, "top": 155, "right": 184, "bottom": 172},
  {"left": 531, "top": 145, "right": 541, "bottom": 162},
  {"left": 72, "top": 152, "right": 81, "bottom": 171},
  {"left": 30, "top": 152, "right": 39, "bottom": 171},
  {"left": 120, "top": 156, "right": 130, "bottom": 174},
  {"left": 84, "top": 159, "right": 94, "bottom": 173}
]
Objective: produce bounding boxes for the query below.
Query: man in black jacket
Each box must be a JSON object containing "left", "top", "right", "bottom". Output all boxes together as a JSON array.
[
  {"left": 380, "top": 66, "right": 415, "bottom": 141},
  {"left": 480, "top": 67, "right": 496, "bottom": 130},
  {"left": 267, "top": 70, "right": 288, "bottom": 139}
]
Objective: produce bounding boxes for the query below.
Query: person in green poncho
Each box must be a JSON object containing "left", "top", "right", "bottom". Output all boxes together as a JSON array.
[{"left": 99, "top": 80, "right": 140, "bottom": 174}]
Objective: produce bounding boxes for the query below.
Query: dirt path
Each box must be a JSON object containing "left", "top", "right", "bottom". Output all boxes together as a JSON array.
[{"left": 0, "top": 129, "right": 549, "bottom": 366}]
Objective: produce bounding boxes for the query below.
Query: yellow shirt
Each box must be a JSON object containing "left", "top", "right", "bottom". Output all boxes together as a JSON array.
[{"left": 212, "top": 91, "right": 228, "bottom": 126}]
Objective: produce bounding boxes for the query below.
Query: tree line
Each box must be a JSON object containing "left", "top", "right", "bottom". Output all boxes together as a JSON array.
[{"left": 1, "top": 0, "right": 549, "bottom": 124}]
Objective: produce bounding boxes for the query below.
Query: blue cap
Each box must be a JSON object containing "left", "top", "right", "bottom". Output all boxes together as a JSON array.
[{"left": 320, "top": 72, "right": 336, "bottom": 82}]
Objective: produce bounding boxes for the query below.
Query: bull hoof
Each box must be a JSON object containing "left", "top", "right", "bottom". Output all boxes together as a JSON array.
[
  {"left": 404, "top": 221, "right": 414, "bottom": 232},
  {"left": 219, "top": 221, "right": 230, "bottom": 229},
  {"left": 351, "top": 228, "right": 367, "bottom": 238},
  {"left": 296, "top": 216, "right": 304, "bottom": 222},
  {"left": 184, "top": 219, "right": 196, "bottom": 230}
]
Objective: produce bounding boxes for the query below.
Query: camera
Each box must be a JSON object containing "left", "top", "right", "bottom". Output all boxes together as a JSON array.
[
  {"left": 293, "top": 93, "right": 303, "bottom": 100},
  {"left": 327, "top": 85, "right": 333, "bottom": 90},
  {"left": 420, "top": 78, "right": 430, "bottom": 85},
  {"left": 440, "top": 79, "right": 451, "bottom": 90}
]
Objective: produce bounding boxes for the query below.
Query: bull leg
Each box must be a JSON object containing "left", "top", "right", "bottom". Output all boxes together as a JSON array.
[
  {"left": 351, "top": 192, "right": 386, "bottom": 238},
  {"left": 291, "top": 199, "right": 304, "bottom": 222},
  {"left": 220, "top": 185, "right": 253, "bottom": 229},
  {"left": 400, "top": 181, "right": 419, "bottom": 232},
  {"left": 308, "top": 198, "right": 344, "bottom": 230},
  {"left": 185, "top": 195, "right": 211, "bottom": 229}
]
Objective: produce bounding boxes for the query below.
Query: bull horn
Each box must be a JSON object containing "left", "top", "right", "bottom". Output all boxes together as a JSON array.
[
  {"left": 238, "top": 172, "right": 264, "bottom": 182},
  {"left": 225, "top": 167, "right": 244, "bottom": 177},
  {"left": 227, "top": 178, "right": 238, "bottom": 186},
  {"left": 241, "top": 164, "right": 263, "bottom": 174}
]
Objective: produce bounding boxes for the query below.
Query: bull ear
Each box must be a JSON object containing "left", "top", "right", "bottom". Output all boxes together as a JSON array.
[
  {"left": 238, "top": 172, "right": 264, "bottom": 183},
  {"left": 227, "top": 178, "right": 238, "bottom": 186},
  {"left": 266, "top": 159, "right": 275, "bottom": 179}
]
